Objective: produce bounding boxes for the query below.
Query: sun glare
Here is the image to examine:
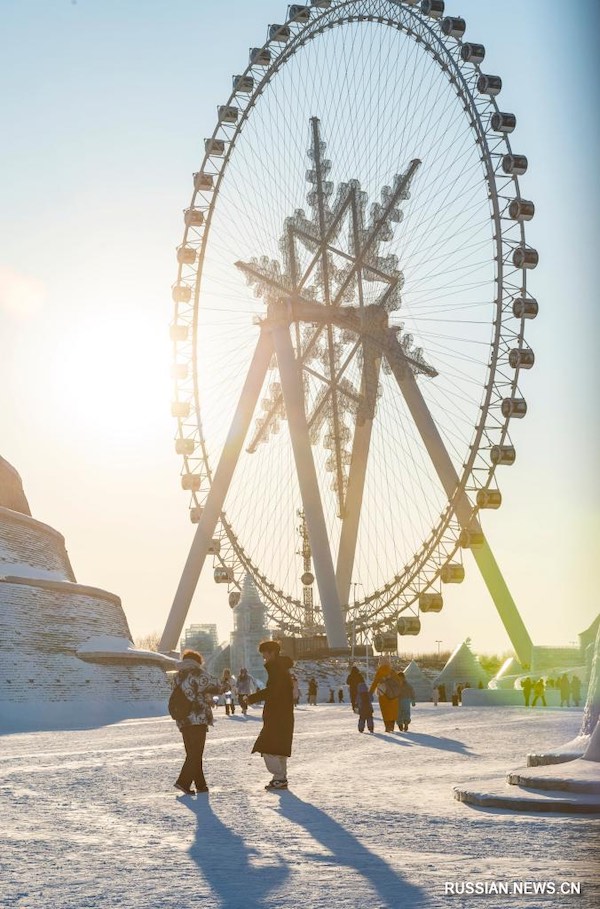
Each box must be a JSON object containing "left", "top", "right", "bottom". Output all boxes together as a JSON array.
[{"left": 51, "top": 311, "right": 170, "bottom": 446}]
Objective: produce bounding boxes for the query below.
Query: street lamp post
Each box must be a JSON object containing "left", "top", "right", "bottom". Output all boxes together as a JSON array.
[{"left": 435, "top": 640, "right": 442, "bottom": 657}]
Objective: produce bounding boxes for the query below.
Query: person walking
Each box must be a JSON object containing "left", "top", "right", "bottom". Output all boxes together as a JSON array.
[
  {"left": 396, "top": 670, "right": 416, "bottom": 732},
  {"left": 170, "top": 649, "right": 221, "bottom": 795},
  {"left": 571, "top": 674, "right": 582, "bottom": 707},
  {"left": 369, "top": 656, "right": 402, "bottom": 732},
  {"left": 355, "top": 673, "right": 374, "bottom": 733},
  {"left": 307, "top": 677, "right": 318, "bottom": 705},
  {"left": 521, "top": 676, "right": 533, "bottom": 707},
  {"left": 236, "top": 667, "right": 258, "bottom": 715},
  {"left": 559, "top": 673, "right": 571, "bottom": 708},
  {"left": 531, "top": 677, "right": 547, "bottom": 707},
  {"left": 220, "top": 668, "right": 236, "bottom": 715},
  {"left": 290, "top": 672, "right": 300, "bottom": 706},
  {"left": 346, "top": 665, "right": 363, "bottom": 712},
  {"left": 244, "top": 640, "right": 294, "bottom": 791}
]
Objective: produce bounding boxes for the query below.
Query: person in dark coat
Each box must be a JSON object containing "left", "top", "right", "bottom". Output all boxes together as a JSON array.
[
  {"left": 171, "top": 649, "right": 221, "bottom": 795},
  {"left": 244, "top": 640, "right": 294, "bottom": 790},
  {"left": 355, "top": 674, "right": 374, "bottom": 733},
  {"left": 346, "top": 665, "right": 362, "bottom": 712},
  {"left": 559, "top": 673, "right": 571, "bottom": 707},
  {"left": 521, "top": 676, "right": 532, "bottom": 707},
  {"left": 532, "top": 678, "right": 546, "bottom": 707},
  {"left": 307, "top": 677, "right": 318, "bottom": 705}
]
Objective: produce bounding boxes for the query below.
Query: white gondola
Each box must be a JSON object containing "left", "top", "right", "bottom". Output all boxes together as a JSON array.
[
  {"left": 513, "top": 246, "right": 539, "bottom": 269},
  {"left": 177, "top": 246, "right": 196, "bottom": 265},
  {"left": 512, "top": 296, "right": 538, "bottom": 319},
  {"left": 476, "top": 489, "right": 502, "bottom": 509},
  {"left": 508, "top": 199, "right": 535, "bottom": 222},
  {"left": 205, "top": 138, "right": 226, "bottom": 156},
  {"left": 421, "top": 0, "right": 444, "bottom": 19},
  {"left": 269, "top": 24, "right": 291, "bottom": 42},
  {"left": 311, "top": 0, "right": 332, "bottom": 7},
  {"left": 490, "top": 445, "right": 516, "bottom": 466},
  {"left": 207, "top": 539, "right": 221, "bottom": 555},
  {"left": 419, "top": 593, "right": 443, "bottom": 613},
  {"left": 491, "top": 111, "right": 516, "bottom": 133},
  {"left": 233, "top": 75, "right": 254, "bottom": 94},
  {"left": 501, "top": 398, "right": 527, "bottom": 419},
  {"left": 289, "top": 5, "right": 311, "bottom": 22},
  {"left": 502, "top": 154, "right": 528, "bottom": 176},
  {"left": 441, "top": 16, "right": 465, "bottom": 38},
  {"left": 440, "top": 563, "right": 464, "bottom": 584},
  {"left": 249, "top": 47, "right": 271, "bottom": 66},
  {"left": 477, "top": 74, "right": 502, "bottom": 96},
  {"left": 461, "top": 43, "right": 485, "bottom": 64},
  {"left": 181, "top": 473, "right": 201, "bottom": 492},
  {"left": 193, "top": 172, "right": 214, "bottom": 191},
  {"left": 214, "top": 567, "right": 234, "bottom": 584},
  {"left": 171, "top": 363, "right": 189, "bottom": 380},
  {"left": 170, "top": 325, "right": 189, "bottom": 342},
  {"left": 459, "top": 530, "right": 484, "bottom": 549},
  {"left": 373, "top": 631, "right": 398, "bottom": 651},
  {"left": 397, "top": 616, "right": 421, "bottom": 635},
  {"left": 172, "top": 285, "right": 191, "bottom": 303},
  {"left": 171, "top": 401, "right": 190, "bottom": 419},
  {"left": 175, "top": 438, "right": 195, "bottom": 455},
  {"left": 229, "top": 591, "right": 241, "bottom": 607},
  {"left": 218, "top": 105, "right": 239, "bottom": 124},
  {"left": 508, "top": 348, "right": 535, "bottom": 369},
  {"left": 184, "top": 208, "right": 204, "bottom": 227},
  {"left": 190, "top": 506, "right": 203, "bottom": 524}
]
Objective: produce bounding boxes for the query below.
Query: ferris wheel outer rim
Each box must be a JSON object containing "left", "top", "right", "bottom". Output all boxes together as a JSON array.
[{"left": 171, "top": 0, "right": 533, "bottom": 633}]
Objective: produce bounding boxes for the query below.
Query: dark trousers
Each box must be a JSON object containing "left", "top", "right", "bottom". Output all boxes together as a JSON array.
[
  {"left": 358, "top": 715, "right": 374, "bottom": 732},
  {"left": 177, "top": 724, "right": 207, "bottom": 789}
]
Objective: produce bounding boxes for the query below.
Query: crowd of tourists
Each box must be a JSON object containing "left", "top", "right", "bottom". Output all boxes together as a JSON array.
[{"left": 169, "top": 646, "right": 585, "bottom": 796}]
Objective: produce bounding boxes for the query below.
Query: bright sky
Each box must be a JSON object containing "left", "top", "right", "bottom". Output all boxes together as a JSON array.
[{"left": 1, "top": 0, "right": 598, "bottom": 657}]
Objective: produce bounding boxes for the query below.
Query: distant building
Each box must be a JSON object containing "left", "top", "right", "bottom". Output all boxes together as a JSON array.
[
  {"left": 229, "top": 574, "right": 270, "bottom": 682},
  {"left": 180, "top": 623, "right": 218, "bottom": 657}
]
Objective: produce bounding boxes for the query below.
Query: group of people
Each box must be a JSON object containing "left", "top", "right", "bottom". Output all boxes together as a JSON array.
[
  {"left": 347, "top": 657, "right": 416, "bottom": 733},
  {"left": 171, "top": 640, "right": 294, "bottom": 795},
  {"left": 520, "top": 673, "right": 581, "bottom": 707}
]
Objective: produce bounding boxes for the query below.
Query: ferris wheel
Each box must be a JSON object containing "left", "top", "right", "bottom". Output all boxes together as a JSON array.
[{"left": 159, "top": 0, "right": 537, "bottom": 664}]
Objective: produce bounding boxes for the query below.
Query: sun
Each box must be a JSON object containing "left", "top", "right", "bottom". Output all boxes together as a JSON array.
[{"left": 50, "top": 310, "right": 170, "bottom": 450}]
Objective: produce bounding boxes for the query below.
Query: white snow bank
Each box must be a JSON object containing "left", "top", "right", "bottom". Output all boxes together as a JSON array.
[{"left": 76, "top": 635, "right": 178, "bottom": 666}]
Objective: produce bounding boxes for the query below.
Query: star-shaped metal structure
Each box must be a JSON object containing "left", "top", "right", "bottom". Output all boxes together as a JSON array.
[{"left": 236, "top": 118, "right": 435, "bottom": 524}]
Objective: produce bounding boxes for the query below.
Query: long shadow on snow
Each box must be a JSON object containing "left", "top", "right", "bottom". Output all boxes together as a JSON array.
[
  {"left": 182, "top": 796, "right": 289, "bottom": 906},
  {"left": 404, "top": 731, "right": 473, "bottom": 754},
  {"left": 275, "top": 791, "right": 431, "bottom": 908}
]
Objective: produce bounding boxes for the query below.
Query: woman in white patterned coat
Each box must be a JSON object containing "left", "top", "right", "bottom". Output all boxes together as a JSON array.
[{"left": 172, "top": 650, "right": 221, "bottom": 794}]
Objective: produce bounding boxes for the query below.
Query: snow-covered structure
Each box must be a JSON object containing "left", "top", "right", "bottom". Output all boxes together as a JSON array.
[
  {"left": 432, "top": 640, "right": 490, "bottom": 693},
  {"left": 0, "top": 457, "right": 171, "bottom": 732},
  {"left": 402, "top": 660, "right": 434, "bottom": 702},
  {"left": 229, "top": 574, "right": 270, "bottom": 682}
]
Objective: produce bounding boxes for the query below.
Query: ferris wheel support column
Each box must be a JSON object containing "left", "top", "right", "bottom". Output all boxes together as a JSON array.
[
  {"left": 271, "top": 315, "right": 348, "bottom": 650},
  {"left": 384, "top": 334, "right": 533, "bottom": 667},
  {"left": 336, "top": 342, "right": 382, "bottom": 609},
  {"left": 158, "top": 327, "right": 274, "bottom": 654}
]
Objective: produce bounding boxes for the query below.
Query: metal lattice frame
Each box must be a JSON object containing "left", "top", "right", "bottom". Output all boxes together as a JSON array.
[{"left": 166, "top": 0, "right": 536, "bottom": 651}]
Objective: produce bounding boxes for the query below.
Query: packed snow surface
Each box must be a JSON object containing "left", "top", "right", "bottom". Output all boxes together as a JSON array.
[{"left": 2, "top": 704, "right": 598, "bottom": 908}]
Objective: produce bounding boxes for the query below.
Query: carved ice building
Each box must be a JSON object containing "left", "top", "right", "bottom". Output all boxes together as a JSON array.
[
  {"left": 0, "top": 456, "right": 171, "bottom": 731},
  {"left": 229, "top": 574, "right": 270, "bottom": 683}
]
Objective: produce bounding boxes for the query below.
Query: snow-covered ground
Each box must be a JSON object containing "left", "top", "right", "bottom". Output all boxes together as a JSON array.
[{"left": 1, "top": 704, "right": 598, "bottom": 909}]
